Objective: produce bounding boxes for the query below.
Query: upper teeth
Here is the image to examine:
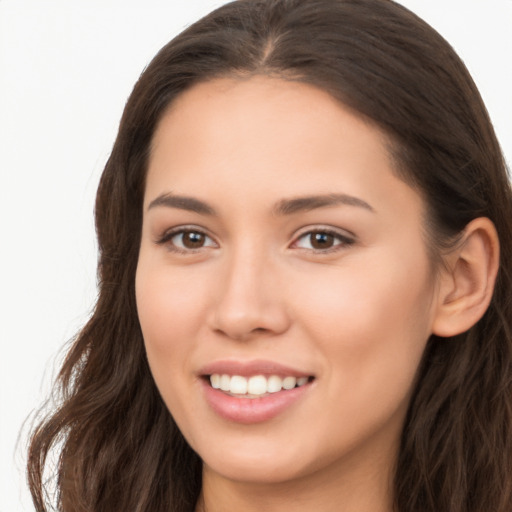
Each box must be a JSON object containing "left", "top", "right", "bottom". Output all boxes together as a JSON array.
[{"left": 210, "top": 374, "right": 309, "bottom": 396}]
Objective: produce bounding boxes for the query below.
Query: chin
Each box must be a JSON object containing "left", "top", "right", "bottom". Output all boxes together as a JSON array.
[
  {"left": 190, "top": 426, "right": 333, "bottom": 486},
  {"left": 203, "top": 453, "right": 310, "bottom": 485}
]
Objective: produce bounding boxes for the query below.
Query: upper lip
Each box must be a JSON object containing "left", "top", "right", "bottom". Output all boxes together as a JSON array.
[{"left": 198, "top": 359, "right": 314, "bottom": 378}]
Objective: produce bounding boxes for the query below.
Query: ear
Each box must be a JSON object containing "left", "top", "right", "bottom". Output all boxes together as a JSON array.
[{"left": 432, "top": 217, "right": 500, "bottom": 337}]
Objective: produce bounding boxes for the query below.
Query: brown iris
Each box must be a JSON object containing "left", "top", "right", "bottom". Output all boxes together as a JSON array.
[
  {"left": 182, "top": 231, "right": 206, "bottom": 249},
  {"left": 309, "top": 231, "right": 336, "bottom": 249}
]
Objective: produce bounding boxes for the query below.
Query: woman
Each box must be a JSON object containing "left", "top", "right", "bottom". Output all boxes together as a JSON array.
[{"left": 27, "top": 0, "right": 512, "bottom": 511}]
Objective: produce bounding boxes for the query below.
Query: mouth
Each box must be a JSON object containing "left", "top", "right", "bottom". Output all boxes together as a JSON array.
[
  {"left": 206, "top": 373, "right": 314, "bottom": 398},
  {"left": 199, "top": 361, "right": 315, "bottom": 423}
]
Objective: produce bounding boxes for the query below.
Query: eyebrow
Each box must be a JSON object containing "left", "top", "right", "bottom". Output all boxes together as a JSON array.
[
  {"left": 147, "top": 192, "right": 374, "bottom": 216},
  {"left": 273, "top": 193, "right": 375, "bottom": 215},
  {"left": 147, "top": 193, "right": 216, "bottom": 215}
]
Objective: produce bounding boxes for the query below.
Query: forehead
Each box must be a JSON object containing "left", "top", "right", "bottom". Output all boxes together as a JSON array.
[
  {"left": 146, "top": 76, "right": 422, "bottom": 222},
  {"left": 151, "top": 76, "right": 388, "bottom": 155}
]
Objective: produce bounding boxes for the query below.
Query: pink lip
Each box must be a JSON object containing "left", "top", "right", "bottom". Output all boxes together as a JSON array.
[
  {"left": 201, "top": 379, "right": 312, "bottom": 424},
  {"left": 198, "top": 359, "right": 315, "bottom": 424},
  {"left": 199, "top": 359, "right": 312, "bottom": 378}
]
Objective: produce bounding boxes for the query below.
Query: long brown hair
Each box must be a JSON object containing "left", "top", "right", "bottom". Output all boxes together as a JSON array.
[{"left": 27, "top": 1, "right": 512, "bottom": 511}]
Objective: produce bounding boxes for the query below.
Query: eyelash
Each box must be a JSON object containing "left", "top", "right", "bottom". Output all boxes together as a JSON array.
[
  {"left": 292, "top": 227, "right": 355, "bottom": 253},
  {"left": 155, "top": 226, "right": 216, "bottom": 254},
  {"left": 155, "top": 226, "right": 355, "bottom": 255}
]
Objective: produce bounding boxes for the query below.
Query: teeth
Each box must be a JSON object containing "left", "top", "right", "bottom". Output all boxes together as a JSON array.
[
  {"left": 220, "top": 374, "right": 231, "bottom": 391},
  {"left": 248, "top": 375, "right": 267, "bottom": 395},
  {"left": 209, "top": 374, "right": 310, "bottom": 396},
  {"left": 230, "top": 375, "right": 248, "bottom": 394},
  {"left": 211, "top": 374, "right": 221, "bottom": 389},
  {"left": 267, "top": 375, "right": 283, "bottom": 393},
  {"left": 282, "top": 376, "right": 297, "bottom": 390}
]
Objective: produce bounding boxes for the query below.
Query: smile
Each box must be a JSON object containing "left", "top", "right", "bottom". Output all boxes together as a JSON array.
[{"left": 209, "top": 374, "right": 310, "bottom": 397}]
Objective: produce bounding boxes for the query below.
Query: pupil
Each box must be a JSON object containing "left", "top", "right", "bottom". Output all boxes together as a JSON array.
[
  {"left": 184, "top": 231, "right": 204, "bottom": 248},
  {"left": 311, "top": 232, "right": 334, "bottom": 249}
]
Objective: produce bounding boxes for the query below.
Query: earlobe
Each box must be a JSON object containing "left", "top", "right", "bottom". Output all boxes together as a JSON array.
[{"left": 432, "top": 217, "right": 500, "bottom": 338}]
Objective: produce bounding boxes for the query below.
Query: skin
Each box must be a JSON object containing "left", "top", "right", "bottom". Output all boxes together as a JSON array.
[{"left": 136, "top": 76, "right": 447, "bottom": 512}]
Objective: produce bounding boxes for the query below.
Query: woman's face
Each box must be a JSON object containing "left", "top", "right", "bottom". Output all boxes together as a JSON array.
[{"left": 136, "top": 77, "right": 441, "bottom": 487}]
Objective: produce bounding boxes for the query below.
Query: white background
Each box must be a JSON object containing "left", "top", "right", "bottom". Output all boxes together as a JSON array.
[{"left": 1, "top": 1, "right": 511, "bottom": 511}]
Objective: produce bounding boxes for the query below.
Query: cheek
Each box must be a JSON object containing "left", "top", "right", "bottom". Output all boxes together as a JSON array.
[
  {"left": 135, "top": 258, "right": 209, "bottom": 372},
  {"left": 289, "top": 261, "right": 434, "bottom": 459},
  {"left": 301, "top": 264, "right": 431, "bottom": 329},
  {"left": 295, "top": 250, "right": 435, "bottom": 388},
  {"left": 135, "top": 261, "right": 208, "bottom": 435}
]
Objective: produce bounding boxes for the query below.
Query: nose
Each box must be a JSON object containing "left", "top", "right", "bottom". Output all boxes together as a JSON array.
[{"left": 208, "top": 248, "right": 291, "bottom": 341}]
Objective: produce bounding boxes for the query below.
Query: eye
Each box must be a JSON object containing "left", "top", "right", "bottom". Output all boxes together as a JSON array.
[
  {"left": 293, "top": 229, "right": 354, "bottom": 252},
  {"left": 157, "top": 227, "right": 217, "bottom": 252}
]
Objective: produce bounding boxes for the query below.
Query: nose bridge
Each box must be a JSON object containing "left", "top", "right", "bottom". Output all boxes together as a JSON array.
[{"left": 210, "top": 240, "right": 288, "bottom": 340}]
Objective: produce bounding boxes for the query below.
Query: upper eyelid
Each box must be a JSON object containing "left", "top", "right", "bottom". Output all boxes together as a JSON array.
[
  {"left": 291, "top": 225, "right": 356, "bottom": 240},
  {"left": 155, "top": 225, "right": 217, "bottom": 244},
  {"left": 289, "top": 226, "right": 356, "bottom": 252},
  {"left": 159, "top": 224, "right": 210, "bottom": 235}
]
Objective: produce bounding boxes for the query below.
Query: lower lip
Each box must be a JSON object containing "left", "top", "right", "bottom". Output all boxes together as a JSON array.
[{"left": 201, "top": 379, "right": 312, "bottom": 424}]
